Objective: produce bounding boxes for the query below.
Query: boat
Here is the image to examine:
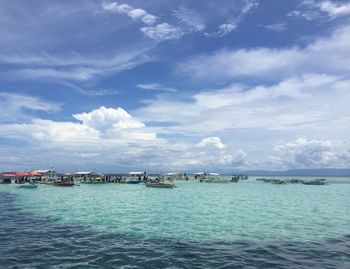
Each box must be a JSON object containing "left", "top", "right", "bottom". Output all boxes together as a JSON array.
[
  {"left": 162, "top": 172, "right": 188, "bottom": 181},
  {"left": 203, "top": 173, "right": 230, "bottom": 183},
  {"left": 124, "top": 172, "right": 145, "bottom": 184},
  {"left": 53, "top": 179, "right": 75, "bottom": 187},
  {"left": 126, "top": 179, "right": 141, "bottom": 184},
  {"left": 302, "top": 179, "right": 326, "bottom": 185},
  {"left": 193, "top": 172, "right": 207, "bottom": 180},
  {"left": 271, "top": 179, "right": 286, "bottom": 184},
  {"left": 146, "top": 177, "right": 175, "bottom": 188},
  {"left": 17, "top": 183, "right": 38, "bottom": 189}
]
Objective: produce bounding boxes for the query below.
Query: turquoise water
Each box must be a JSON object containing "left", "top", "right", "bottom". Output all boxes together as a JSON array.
[{"left": 2, "top": 176, "right": 350, "bottom": 242}]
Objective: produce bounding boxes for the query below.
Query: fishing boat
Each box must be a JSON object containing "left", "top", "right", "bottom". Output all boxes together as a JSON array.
[{"left": 17, "top": 183, "right": 38, "bottom": 189}]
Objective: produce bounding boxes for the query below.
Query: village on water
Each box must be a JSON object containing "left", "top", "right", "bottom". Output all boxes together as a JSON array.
[{"left": 1, "top": 168, "right": 327, "bottom": 188}]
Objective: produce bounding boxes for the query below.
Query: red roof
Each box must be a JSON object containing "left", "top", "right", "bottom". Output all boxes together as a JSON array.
[
  {"left": 30, "top": 172, "right": 42, "bottom": 176},
  {"left": 15, "top": 172, "right": 32, "bottom": 176},
  {"left": 1, "top": 173, "right": 16, "bottom": 177}
]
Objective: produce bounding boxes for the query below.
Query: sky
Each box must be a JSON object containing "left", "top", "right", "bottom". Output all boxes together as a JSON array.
[{"left": 1, "top": 0, "right": 350, "bottom": 173}]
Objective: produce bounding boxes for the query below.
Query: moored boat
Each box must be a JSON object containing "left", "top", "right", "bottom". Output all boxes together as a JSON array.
[
  {"left": 146, "top": 178, "right": 175, "bottom": 188},
  {"left": 203, "top": 173, "right": 230, "bottom": 183},
  {"left": 302, "top": 179, "right": 326, "bottom": 185},
  {"left": 17, "top": 183, "right": 38, "bottom": 189},
  {"left": 53, "top": 182, "right": 74, "bottom": 187}
]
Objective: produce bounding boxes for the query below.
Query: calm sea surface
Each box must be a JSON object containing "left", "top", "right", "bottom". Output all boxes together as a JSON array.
[{"left": 1, "top": 176, "right": 350, "bottom": 268}]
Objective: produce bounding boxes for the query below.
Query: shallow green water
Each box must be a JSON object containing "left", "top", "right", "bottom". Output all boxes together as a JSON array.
[{"left": 2, "top": 177, "right": 350, "bottom": 242}]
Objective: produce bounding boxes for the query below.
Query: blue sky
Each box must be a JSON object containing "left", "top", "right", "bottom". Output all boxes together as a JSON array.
[{"left": 1, "top": 0, "right": 350, "bottom": 172}]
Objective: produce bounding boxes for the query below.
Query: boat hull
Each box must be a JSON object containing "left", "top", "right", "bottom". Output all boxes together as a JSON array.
[
  {"left": 53, "top": 182, "right": 75, "bottom": 187},
  {"left": 146, "top": 183, "right": 174, "bottom": 188},
  {"left": 17, "top": 184, "right": 38, "bottom": 189}
]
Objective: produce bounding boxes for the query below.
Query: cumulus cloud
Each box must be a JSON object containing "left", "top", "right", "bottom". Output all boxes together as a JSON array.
[
  {"left": 197, "top": 137, "right": 226, "bottom": 149},
  {"left": 274, "top": 138, "right": 340, "bottom": 168},
  {"left": 73, "top": 106, "right": 145, "bottom": 130},
  {"left": 0, "top": 105, "right": 249, "bottom": 171},
  {"left": 0, "top": 106, "right": 157, "bottom": 148},
  {"left": 141, "top": 23, "right": 184, "bottom": 40},
  {"left": 133, "top": 73, "right": 350, "bottom": 170},
  {"left": 178, "top": 25, "right": 350, "bottom": 81},
  {"left": 220, "top": 149, "right": 247, "bottom": 166}
]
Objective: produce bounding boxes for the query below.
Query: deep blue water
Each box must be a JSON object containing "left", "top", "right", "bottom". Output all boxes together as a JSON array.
[{"left": 1, "top": 191, "right": 350, "bottom": 268}]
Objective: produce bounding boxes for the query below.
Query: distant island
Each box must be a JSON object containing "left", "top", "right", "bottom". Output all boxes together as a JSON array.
[{"left": 241, "top": 169, "right": 350, "bottom": 177}]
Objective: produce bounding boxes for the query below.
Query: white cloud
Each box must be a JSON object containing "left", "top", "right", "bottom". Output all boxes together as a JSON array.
[
  {"left": 262, "top": 22, "right": 287, "bottom": 32},
  {"left": 220, "top": 149, "right": 247, "bottom": 166},
  {"left": 178, "top": 25, "right": 350, "bottom": 80},
  {"left": 0, "top": 105, "right": 249, "bottom": 170},
  {"left": 135, "top": 74, "right": 350, "bottom": 151},
  {"left": 102, "top": 2, "right": 157, "bottom": 25},
  {"left": 173, "top": 7, "right": 206, "bottom": 32},
  {"left": 141, "top": 23, "right": 184, "bottom": 40},
  {"left": 0, "top": 106, "right": 157, "bottom": 148},
  {"left": 209, "top": 23, "right": 237, "bottom": 37},
  {"left": 58, "top": 82, "right": 119, "bottom": 96},
  {"left": 102, "top": 2, "right": 184, "bottom": 41},
  {"left": 274, "top": 138, "right": 339, "bottom": 168},
  {"left": 136, "top": 83, "right": 177, "bottom": 93},
  {"left": 289, "top": 1, "right": 350, "bottom": 20},
  {"left": 1, "top": 51, "right": 151, "bottom": 81},
  {"left": 0, "top": 92, "right": 61, "bottom": 123},
  {"left": 206, "top": 0, "right": 258, "bottom": 37},
  {"left": 197, "top": 137, "right": 226, "bottom": 149},
  {"left": 319, "top": 1, "right": 350, "bottom": 17},
  {"left": 73, "top": 106, "right": 145, "bottom": 131}
]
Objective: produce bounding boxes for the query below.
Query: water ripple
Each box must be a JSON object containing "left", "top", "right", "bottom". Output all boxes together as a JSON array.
[{"left": 1, "top": 191, "right": 350, "bottom": 268}]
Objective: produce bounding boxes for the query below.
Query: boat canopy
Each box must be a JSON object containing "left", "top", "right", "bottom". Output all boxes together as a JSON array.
[
  {"left": 209, "top": 173, "right": 220, "bottom": 176},
  {"left": 33, "top": 169, "right": 55, "bottom": 174},
  {"left": 75, "top": 171, "right": 94, "bottom": 175},
  {"left": 0, "top": 173, "right": 17, "bottom": 177},
  {"left": 193, "top": 172, "right": 205, "bottom": 175},
  {"left": 165, "top": 172, "right": 178, "bottom": 176},
  {"left": 15, "top": 172, "right": 32, "bottom": 177},
  {"left": 128, "top": 172, "right": 144, "bottom": 175}
]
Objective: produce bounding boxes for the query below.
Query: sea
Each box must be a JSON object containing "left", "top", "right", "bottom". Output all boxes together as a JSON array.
[{"left": 1, "top": 176, "right": 350, "bottom": 268}]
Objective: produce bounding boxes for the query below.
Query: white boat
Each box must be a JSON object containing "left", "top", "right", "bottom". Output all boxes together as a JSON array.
[
  {"left": 203, "top": 173, "right": 230, "bottom": 183},
  {"left": 123, "top": 171, "right": 145, "bottom": 184},
  {"left": 146, "top": 180, "right": 175, "bottom": 188},
  {"left": 193, "top": 172, "right": 207, "bottom": 180},
  {"left": 163, "top": 172, "right": 187, "bottom": 181}
]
